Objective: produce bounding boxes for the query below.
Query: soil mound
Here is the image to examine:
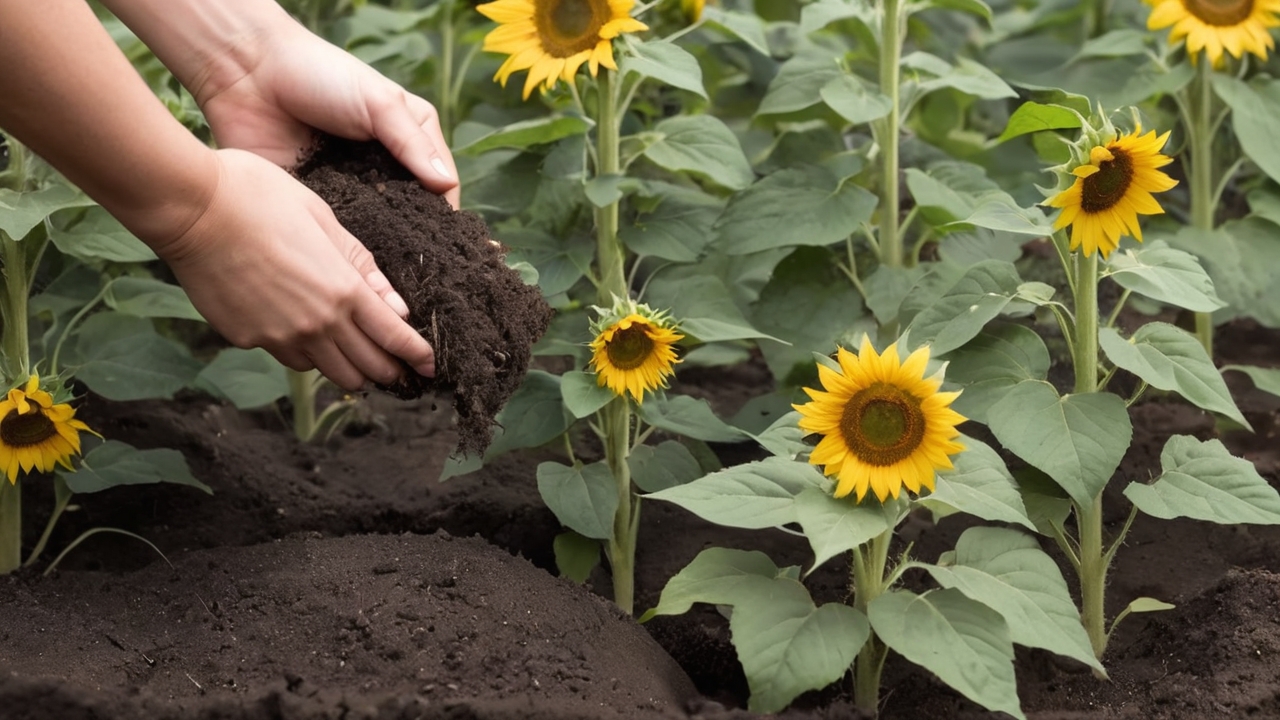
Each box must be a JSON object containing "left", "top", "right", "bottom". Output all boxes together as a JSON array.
[
  {"left": 0, "top": 532, "right": 696, "bottom": 720},
  {"left": 294, "top": 138, "right": 554, "bottom": 456}
]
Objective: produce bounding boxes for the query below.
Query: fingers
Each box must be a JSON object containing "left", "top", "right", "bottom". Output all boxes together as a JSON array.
[
  {"left": 352, "top": 291, "right": 436, "bottom": 379},
  {"left": 369, "top": 91, "right": 461, "bottom": 209}
]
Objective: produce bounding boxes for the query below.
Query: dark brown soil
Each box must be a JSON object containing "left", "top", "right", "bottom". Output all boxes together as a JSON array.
[
  {"left": 3, "top": 323, "right": 1280, "bottom": 719},
  {"left": 294, "top": 137, "right": 554, "bottom": 456}
]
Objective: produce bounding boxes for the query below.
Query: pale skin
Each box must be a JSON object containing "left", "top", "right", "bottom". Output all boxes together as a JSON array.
[{"left": 0, "top": 0, "right": 460, "bottom": 391}]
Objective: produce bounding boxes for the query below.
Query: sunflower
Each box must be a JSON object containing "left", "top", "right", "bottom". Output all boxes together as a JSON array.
[
  {"left": 477, "top": 0, "right": 649, "bottom": 99},
  {"left": 0, "top": 375, "right": 96, "bottom": 483},
  {"left": 1146, "top": 0, "right": 1280, "bottom": 65},
  {"left": 794, "top": 338, "right": 965, "bottom": 503},
  {"left": 589, "top": 303, "right": 682, "bottom": 404},
  {"left": 1044, "top": 128, "right": 1178, "bottom": 259}
]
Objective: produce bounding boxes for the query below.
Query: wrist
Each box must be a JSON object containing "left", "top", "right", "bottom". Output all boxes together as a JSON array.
[{"left": 112, "top": 144, "right": 223, "bottom": 262}]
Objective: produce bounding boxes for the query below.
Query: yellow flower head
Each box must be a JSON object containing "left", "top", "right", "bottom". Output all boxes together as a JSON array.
[
  {"left": 477, "top": 0, "right": 649, "bottom": 99},
  {"left": 794, "top": 338, "right": 966, "bottom": 503},
  {"left": 0, "top": 375, "right": 97, "bottom": 483},
  {"left": 1044, "top": 127, "right": 1178, "bottom": 259},
  {"left": 588, "top": 300, "right": 682, "bottom": 404},
  {"left": 1146, "top": 0, "right": 1280, "bottom": 66}
]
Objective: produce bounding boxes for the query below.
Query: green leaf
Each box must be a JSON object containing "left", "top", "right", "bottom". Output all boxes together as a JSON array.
[
  {"left": 799, "top": 0, "right": 874, "bottom": 34},
  {"left": 1168, "top": 220, "right": 1280, "bottom": 327},
  {"left": 988, "top": 382, "right": 1131, "bottom": 507},
  {"left": 1223, "top": 364, "right": 1280, "bottom": 400},
  {"left": 732, "top": 581, "right": 868, "bottom": 714},
  {"left": 641, "top": 547, "right": 787, "bottom": 620},
  {"left": 923, "top": 0, "right": 992, "bottom": 20},
  {"left": 820, "top": 74, "right": 893, "bottom": 126},
  {"left": 636, "top": 394, "right": 746, "bottom": 442},
  {"left": 906, "top": 260, "right": 1024, "bottom": 356},
  {"left": 620, "top": 184, "right": 722, "bottom": 262},
  {"left": 59, "top": 439, "right": 210, "bottom": 494},
  {"left": 103, "top": 277, "right": 203, "bottom": 321},
  {"left": 629, "top": 440, "right": 704, "bottom": 493},
  {"left": 747, "top": 410, "right": 808, "bottom": 460},
  {"left": 1213, "top": 75, "right": 1280, "bottom": 184},
  {"left": 750, "top": 246, "right": 863, "bottom": 383},
  {"left": 48, "top": 207, "right": 156, "bottom": 262},
  {"left": 1125, "top": 597, "right": 1176, "bottom": 613},
  {"left": 794, "top": 487, "right": 899, "bottom": 572},
  {"left": 0, "top": 184, "right": 94, "bottom": 239},
  {"left": 910, "top": 54, "right": 1017, "bottom": 100},
  {"left": 485, "top": 370, "right": 572, "bottom": 457},
  {"left": 496, "top": 227, "right": 593, "bottom": 297},
  {"left": 553, "top": 531, "right": 599, "bottom": 584},
  {"left": 72, "top": 313, "right": 201, "bottom": 401},
  {"left": 1102, "top": 241, "right": 1225, "bottom": 313},
  {"left": 193, "top": 347, "right": 289, "bottom": 410},
  {"left": 757, "top": 52, "right": 844, "bottom": 116},
  {"left": 536, "top": 461, "right": 619, "bottom": 540},
  {"left": 702, "top": 7, "right": 770, "bottom": 55},
  {"left": 1099, "top": 323, "right": 1247, "bottom": 427},
  {"left": 647, "top": 456, "right": 825, "bottom": 528},
  {"left": 864, "top": 264, "right": 927, "bottom": 325},
  {"left": 644, "top": 271, "right": 777, "bottom": 343},
  {"left": 560, "top": 370, "right": 615, "bottom": 419},
  {"left": 869, "top": 589, "right": 1024, "bottom": 719},
  {"left": 955, "top": 197, "right": 1053, "bottom": 236},
  {"left": 454, "top": 116, "right": 592, "bottom": 155},
  {"left": 944, "top": 322, "right": 1051, "bottom": 424},
  {"left": 923, "top": 436, "right": 1036, "bottom": 531},
  {"left": 643, "top": 115, "right": 754, "bottom": 190},
  {"left": 996, "top": 102, "right": 1082, "bottom": 143},
  {"left": 715, "top": 166, "right": 878, "bottom": 255},
  {"left": 1124, "top": 435, "right": 1280, "bottom": 524},
  {"left": 922, "top": 527, "right": 1103, "bottom": 672},
  {"left": 620, "top": 39, "right": 707, "bottom": 98},
  {"left": 1072, "top": 28, "right": 1149, "bottom": 60}
]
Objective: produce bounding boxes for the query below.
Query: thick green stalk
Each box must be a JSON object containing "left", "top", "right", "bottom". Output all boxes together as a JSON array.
[
  {"left": 1072, "top": 250, "right": 1109, "bottom": 662},
  {"left": 0, "top": 479, "right": 19, "bottom": 575},
  {"left": 594, "top": 70, "right": 625, "bottom": 304},
  {"left": 1, "top": 231, "right": 30, "bottom": 380},
  {"left": 603, "top": 397, "right": 635, "bottom": 614},
  {"left": 287, "top": 368, "right": 319, "bottom": 442},
  {"left": 850, "top": 529, "right": 893, "bottom": 715},
  {"left": 1189, "top": 58, "right": 1215, "bottom": 357},
  {"left": 878, "top": 0, "right": 902, "bottom": 270}
]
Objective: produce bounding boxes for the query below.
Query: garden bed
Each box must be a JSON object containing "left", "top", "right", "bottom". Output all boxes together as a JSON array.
[{"left": 3, "top": 322, "right": 1280, "bottom": 720}]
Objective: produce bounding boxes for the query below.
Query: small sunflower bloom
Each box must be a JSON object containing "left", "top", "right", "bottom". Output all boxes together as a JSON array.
[
  {"left": 1145, "top": 0, "right": 1280, "bottom": 66},
  {"left": 477, "top": 0, "right": 649, "bottom": 99},
  {"left": 1044, "top": 127, "right": 1178, "bottom": 259},
  {"left": 589, "top": 301, "right": 682, "bottom": 404},
  {"left": 794, "top": 338, "right": 966, "bottom": 503},
  {"left": 0, "top": 375, "right": 97, "bottom": 483}
]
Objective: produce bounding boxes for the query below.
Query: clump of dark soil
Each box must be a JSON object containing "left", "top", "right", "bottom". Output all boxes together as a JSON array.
[{"left": 294, "top": 137, "right": 553, "bottom": 456}]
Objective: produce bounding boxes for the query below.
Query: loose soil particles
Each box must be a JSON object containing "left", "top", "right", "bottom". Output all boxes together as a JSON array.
[
  {"left": 294, "top": 137, "right": 554, "bottom": 456},
  {"left": 4, "top": 322, "right": 1280, "bottom": 719}
]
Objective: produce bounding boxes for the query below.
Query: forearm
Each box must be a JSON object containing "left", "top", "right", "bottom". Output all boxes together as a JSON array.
[
  {"left": 98, "top": 0, "right": 301, "bottom": 103},
  {"left": 0, "top": 0, "right": 217, "bottom": 252}
]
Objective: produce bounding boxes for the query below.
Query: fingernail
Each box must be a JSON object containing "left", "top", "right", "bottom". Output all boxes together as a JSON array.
[
  {"left": 387, "top": 290, "right": 410, "bottom": 318},
  {"left": 415, "top": 361, "right": 436, "bottom": 378},
  {"left": 430, "top": 157, "right": 452, "bottom": 179}
]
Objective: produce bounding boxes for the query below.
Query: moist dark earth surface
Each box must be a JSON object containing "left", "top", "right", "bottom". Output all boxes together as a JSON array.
[{"left": 3, "top": 320, "right": 1280, "bottom": 720}]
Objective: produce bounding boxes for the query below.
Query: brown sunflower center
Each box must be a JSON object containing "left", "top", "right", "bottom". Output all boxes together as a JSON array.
[
  {"left": 605, "top": 325, "right": 655, "bottom": 370},
  {"left": 1183, "top": 0, "right": 1254, "bottom": 26},
  {"left": 839, "top": 382, "right": 926, "bottom": 467},
  {"left": 0, "top": 408, "right": 56, "bottom": 448},
  {"left": 535, "top": 0, "right": 609, "bottom": 58},
  {"left": 1080, "top": 146, "right": 1134, "bottom": 214}
]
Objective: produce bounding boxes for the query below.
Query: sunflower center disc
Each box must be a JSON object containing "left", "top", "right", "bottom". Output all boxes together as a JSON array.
[
  {"left": 1080, "top": 147, "right": 1134, "bottom": 213},
  {"left": 840, "top": 383, "right": 926, "bottom": 467},
  {"left": 605, "top": 325, "right": 655, "bottom": 370},
  {"left": 0, "top": 409, "right": 57, "bottom": 448},
  {"left": 537, "top": 0, "right": 607, "bottom": 57},
  {"left": 1185, "top": 0, "right": 1254, "bottom": 26}
]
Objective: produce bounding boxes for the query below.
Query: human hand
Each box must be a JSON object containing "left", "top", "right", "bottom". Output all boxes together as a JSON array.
[
  {"left": 158, "top": 149, "right": 435, "bottom": 390},
  {"left": 196, "top": 22, "right": 460, "bottom": 208}
]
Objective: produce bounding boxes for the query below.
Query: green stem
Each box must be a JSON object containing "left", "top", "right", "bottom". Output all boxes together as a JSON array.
[
  {"left": 850, "top": 529, "right": 893, "bottom": 715},
  {"left": 1073, "top": 252, "right": 1099, "bottom": 393},
  {"left": 878, "top": 0, "right": 902, "bottom": 271},
  {"left": 24, "top": 477, "right": 72, "bottom": 568},
  {"left": 603, "top": 397, "right": 635, "bottom": 614},
  {"left": 287, "top": 368, "right": 320, "bottom": 443},
  {"left": 594, "top": 70, "right": 625, "bottom": 304},
  {"left": 0, "top": 479, "right": 19, "bottom": 575},
  {"left": 1, "top": 230, "right": 31, "bottom": 380},
  {"left": 1189, "top": 58, "right": 1215, "bottom": 358},
  {"left": 50, "top": 281, "right": 111, "bottom": 376}
]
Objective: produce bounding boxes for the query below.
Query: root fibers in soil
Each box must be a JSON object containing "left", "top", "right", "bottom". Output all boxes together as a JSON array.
[{"left": 294, "top": 137, "right": 553, "bottom": 456}]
